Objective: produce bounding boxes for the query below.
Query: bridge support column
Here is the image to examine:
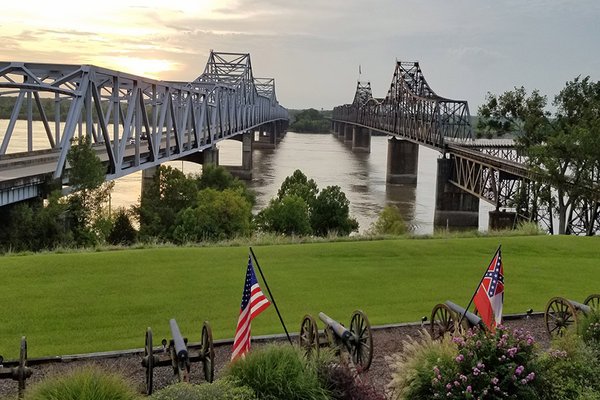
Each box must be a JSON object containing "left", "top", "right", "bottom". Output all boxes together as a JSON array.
[
  {"left": 202, "top": 146, "right": 219, "bottom": 166},
  {"left": 434, "top": 158, "right": 479, "bottom": 228},
  {"left": 254, "top": 124, "right": 277, "bottom": 149},
  {"left": 489, "top": 210, "right": 518, "bottom": 230},
  {"left": 386, "top": 137, "right": 418, "bottom": 184},
  {"left": 344, "top": 124, "right": 353, "bottom": 143},
  {"left": 352, "top": 126, "right": 371, "bottom": 153},
  {"left": 141, "top": 166, "right": 158, "bottom": 198}
]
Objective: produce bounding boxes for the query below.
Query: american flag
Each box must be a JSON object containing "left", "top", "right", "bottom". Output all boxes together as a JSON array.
[
  {"left": 231, "top": 255, "right": 271, "bottom": 361},
  {"left": 473, "top": 247, "right": 504, "bottom": 331}
]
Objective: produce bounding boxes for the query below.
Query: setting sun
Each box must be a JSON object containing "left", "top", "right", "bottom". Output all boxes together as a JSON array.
[{"left": 100, "top": 56, "right": 178, "bottom": 79}]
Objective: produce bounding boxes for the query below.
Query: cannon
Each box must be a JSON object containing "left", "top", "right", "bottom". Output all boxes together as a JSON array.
[
  {"left": 545, "top": 294, "right": 600, "bottom": 337},
  {"left": 141, "top": 319, "right": 214, "bottom": 395},
  {"left": 0, "top": 337, "right": 33, "bottom": 398},
  {"left": 430, "top": 300, "right": 483, "bottom": 339},
  {"left": 299, "top": 310, "right": 373, "bottom": 372}
]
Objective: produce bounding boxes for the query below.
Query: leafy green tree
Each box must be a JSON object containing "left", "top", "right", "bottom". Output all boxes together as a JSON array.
[
  {"left": 477, "top": 77, "right": 600, "bottom": 234},
  {"left": 172, "top": 188, "right": 252, "bottom": 243},
  {"left": 311, "top": 185, "right": 359, "bottom": 236},
  {"left": 197, "top": 164, "right": 255, "bottom": 205},
  {"left": 255, "top": 195, "right": 312, "bottom": 236},
  {"left": 136, "top": 165, "right": 197, "bottom": 241},
  {"left": 65, "top": 136, "right": 113, "bottom": 246},
  {"left": 290, "top": 108, "right": 331, "bottom": 133},
  {"left": 108, "top": 209, "right": 137, "bottom": 245},
  {"left": 277, "top": 169, "right": 318, "bottom": 206},
  {"left": 368, "top": 205, "right": 407, "bottom": 235}
]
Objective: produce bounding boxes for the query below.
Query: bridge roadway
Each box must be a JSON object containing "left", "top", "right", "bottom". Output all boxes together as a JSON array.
[{"left": 0, "top": 51, "right": 289, "bottom": 206}]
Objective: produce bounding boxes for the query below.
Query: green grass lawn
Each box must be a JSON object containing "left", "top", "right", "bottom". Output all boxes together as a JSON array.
[{"left": 0, "top": 235, "right": 598, "bottom": 358}]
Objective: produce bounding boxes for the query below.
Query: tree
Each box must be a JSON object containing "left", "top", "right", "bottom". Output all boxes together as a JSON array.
[
  {"left": 172, "top": 188, "right": 252, "bottom": 243},
  {"left": 66, "top": 136, "right": 113, "bottom": 245},
  {"left": 477, "top": 77, "right": 600, "bottom": 234},
  {"left": 197, "top": 164, "right": 255, "bottom": 205},
  {"left": 136, "top": 165, "right": 197, "bottom": 241},
  {"left": 108, "top": 209, "right": 137, "bottom": 245},
  {"left": 277, "top": 169, "right": 318, "bottom": 206},
  {"left": 310, "top": 185, "right": 359, "bottom": 236},
  {"left": 255, "top": 195, "right": 312, "bottom": 236},
  {"left": 368, "top": 205, "right": 407, "bottom": 235}
]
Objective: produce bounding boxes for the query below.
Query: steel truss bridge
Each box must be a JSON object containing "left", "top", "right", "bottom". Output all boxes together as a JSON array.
[
  {"left": 0, "top": 51, "right": 289, "bottom": 206},
  {"left": 333, "top": 61, "right": 599, "bottom": 235}
]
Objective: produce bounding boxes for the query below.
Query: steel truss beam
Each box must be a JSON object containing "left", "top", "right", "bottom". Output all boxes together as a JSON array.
[{"left": 0, "top": 51, "right": 289, "bottom": 206}]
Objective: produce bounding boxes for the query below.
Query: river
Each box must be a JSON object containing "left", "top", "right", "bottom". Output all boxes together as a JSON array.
[{"left": 1, "top": 120, "right": 493, "bottom": 234}]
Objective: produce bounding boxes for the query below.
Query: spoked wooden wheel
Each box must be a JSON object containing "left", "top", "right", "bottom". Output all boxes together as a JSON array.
[
  {"left": 299, "top": 314, "right": 320, "bottom": 356},
  {"left": 430, "top": 303, "right": 457, "bottom": 339},
  {"left": 545, "top": 297, "right": 578, "bottom": 337},
  {"left": 201, "top": 321, "right": 215, "bottom": 383},
  {"left": 143, "top": 328, "right": 154, "bottom": 395},
  {"left": 349, "top": 310, "right": 373, "bottom": 372},
  {"left": 584, "top": 294, "right": 600, "bottom": 311}
]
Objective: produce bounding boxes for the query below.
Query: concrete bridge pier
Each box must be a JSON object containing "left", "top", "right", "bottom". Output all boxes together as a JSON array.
[
  {"left": 254, "top": 123, "right": 278, "bottom": 149},
  {"left": 223, "top": 131, "right": 253, "bottom": 180},
  {"left": 386, "top": 137, "right": 418, "bottom": 184},
  {"left": 489, "top": 210, "right": 518, "bottom": 230},
  {"left": 352, "top": 126, "right": 371, "bottom": 153},
  {"left": 344, "top": 124, "right": 353, "bottom": 144},
  {"left": 434, "top": 158, "right": 479, "bottom": 228},
  {"left": 141, "top": 165, "right": 158, "bottom": 197}
]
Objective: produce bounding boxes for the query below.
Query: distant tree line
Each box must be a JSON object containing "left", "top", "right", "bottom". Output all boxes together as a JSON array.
[{"left": 289, "top": 108, "right": 331, "bottom": 133}]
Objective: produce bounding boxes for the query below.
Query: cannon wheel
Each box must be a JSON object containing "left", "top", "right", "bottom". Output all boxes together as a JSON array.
[
  {"left": 201, "top": 321, "right": 215, "bottom": 383},
  {"left": 430, "top": 303, "right": 456, "bottom": 339},
  {"left": 299, "top": 314, "right": 320, "bottom": 356},
  {"left": 545, "top": 297, "right": 578, "bottom": 337},
  {"left": 144, "top": 328, "right": 154, "bottom": 395},
  {"left": 584, "top": 294, "right": 600, "bottom": 310},
  {"left": 349, "top": 310, "right": 373, "bottom": 372},
  {"left": 17, "top": 336, "right": 28, "bottom": 398}
]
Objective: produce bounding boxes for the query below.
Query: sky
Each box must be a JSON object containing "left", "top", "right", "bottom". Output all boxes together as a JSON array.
[{"left": 1, "top": 0, "right": 599, "bottom": 111}]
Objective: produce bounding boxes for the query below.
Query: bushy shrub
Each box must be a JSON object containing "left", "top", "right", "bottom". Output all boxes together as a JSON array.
[
  {"left": 226, "top": 344, "right": 330, "bottom": 400},
  {"left": 150, "top": 380, "right": 255, "bottom": 400},
  {"left": 580, "top": 310, "right": 600, "bottom": 352},
  {"left": 368, "top": 205, "right": 407, "bottom": 236},
  {"left": 389, "top": 326, "right": 541, "bottom": 399},
  {"left": 24, "top": 366, "right": 139, "bottom": 400},
  {"left": 388, "top": 331, "right": 458, "bottom": 399},
  {"left": 537, "top": 331, "right": 600, "bottom": 400}
]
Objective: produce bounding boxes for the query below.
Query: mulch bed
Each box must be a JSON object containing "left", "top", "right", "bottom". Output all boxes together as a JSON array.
[{"left": 0, "top": 314, "right": 549, "bottom": 399}]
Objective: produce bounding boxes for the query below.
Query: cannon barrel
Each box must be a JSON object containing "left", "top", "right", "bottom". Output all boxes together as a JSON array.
[
  {"left": 570, "top": 300, "right": 591, "bottom": 315},
  {"left": 318, "top": 312, "right": 353, "bottom": 343},
  {"left": 169, "top": 319, "right": 188, "bottom": 361},
  {"left": 445, "top": 300, "right": 482, "bottom": 327}
]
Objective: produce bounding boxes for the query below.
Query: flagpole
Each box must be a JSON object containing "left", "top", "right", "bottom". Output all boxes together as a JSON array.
[
  {"left": 457, "top": 245, "right": 502, "bottom": 327},
  {"left": 249, "top": 247, "right": 293, "bottom": 345}
]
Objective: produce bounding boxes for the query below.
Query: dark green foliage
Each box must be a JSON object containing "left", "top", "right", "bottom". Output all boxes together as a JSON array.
[
  {"left": 311, "top": 186, "right": 358, "bottom": 236},
  {"left": 23, "top": 366, "right": 139, "bottom": 400},
  {"left": 226, "top": 344, "right": 330, "bottom": 400},
  {"left": 150, "top": 380, "right": 255, "bottom": 400},
  {"left": 368, "top": 205, "right": 407, "bottom": 235},
  {"left": 537, "top": 333, "right": 600, "bottom": 400},
  {"left": 255, "top": 195, "right": 312, "bottom": 235},
  {"left": 66, "top": 136, "right": 113, "bottom": 246},
  {"left": 290, "top": 108, "right": 331, "bottom": 133},
  {"left": 197, "top": 165, "right": 255, "bottom": 206},
  {"left": 172, "top": 188, "right": 252, "bottom": 243},
  {"left": 0, "top": 192, "right": 72, "bottom": 252},
  {"left": 277, "top": 169, "right": 318, "bottom": 205},
  {"left": 477, "top": 77, "right": 600, "bottom": 234},
  {"left": 136, "top": 166, "right": 198, "bottom": 241},
  {"left": 108, "top": 209, "right": 137, "bottom": 245}
]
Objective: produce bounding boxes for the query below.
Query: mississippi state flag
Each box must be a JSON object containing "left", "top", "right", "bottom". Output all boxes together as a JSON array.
[
  {"left": 474, "top": 247, "right": 504, "bottom": 331},
  {"left": 231, "top": 255, "right": 271, "bottom": 361}
]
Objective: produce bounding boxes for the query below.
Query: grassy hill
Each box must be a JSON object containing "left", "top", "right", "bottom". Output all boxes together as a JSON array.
[{"left": 0, "top": 235, "right": 598, "bottom": 358}]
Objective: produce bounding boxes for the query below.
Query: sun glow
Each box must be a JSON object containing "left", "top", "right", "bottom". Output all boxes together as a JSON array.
[{"left": 105, "top": 57, "right": 178, "bottom": 79}]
